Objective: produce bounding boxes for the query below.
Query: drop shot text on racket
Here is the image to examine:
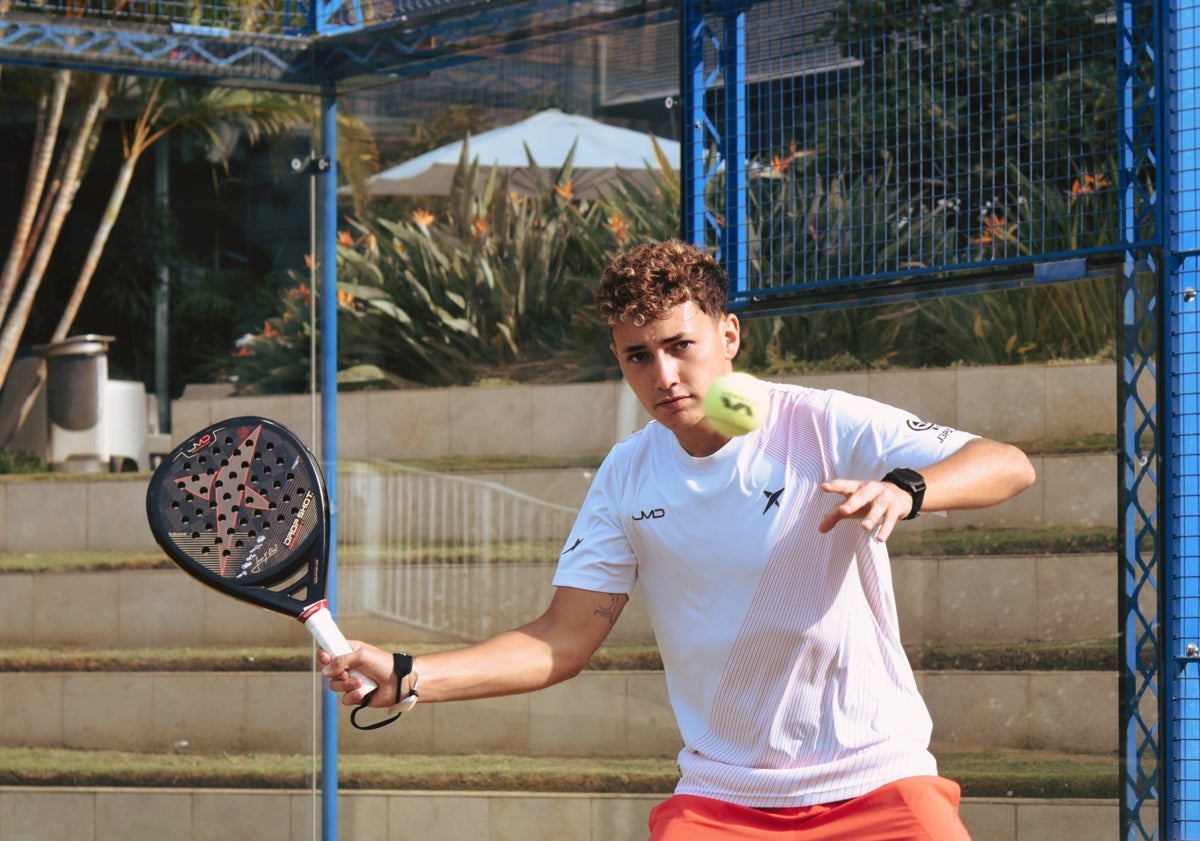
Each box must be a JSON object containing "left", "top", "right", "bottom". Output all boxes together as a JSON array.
[{"left": 321, "top": 239, "right": 1036, "bottom": 841}]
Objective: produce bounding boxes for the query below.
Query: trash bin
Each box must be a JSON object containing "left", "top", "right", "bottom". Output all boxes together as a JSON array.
[{"left": 35, "top": 334, "right": 115, "bottom": 473}]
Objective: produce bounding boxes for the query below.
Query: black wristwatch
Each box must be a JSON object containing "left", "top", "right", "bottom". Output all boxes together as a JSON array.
[{"left": 882, "top": 468, "right": 926, "bottom": 520}]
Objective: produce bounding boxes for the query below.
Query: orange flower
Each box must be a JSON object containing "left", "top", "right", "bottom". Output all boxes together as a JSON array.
[
  {"left": 337, "top": 288, "right": 356, "bottom": 307},
  {"left": 262, "top": 321, "right": 281, "bottom": 338},
  {"left": 770, "top": 143, "right": 809, "bottom": 174},
  {"left": 235, "top": 333, "right": 257, "bottom": 357},
  {"left": 1070, "top": 172, "right": 1111, "bottom": 200},
  {"left": 553, "top": 181, "right": 574, "bottom": 201},
  {"left": 472, "top": 216, "right": 490, "bottom": 239},
  {"left": 336, "top": 230, "right": 354, "bottom": 247},
  {"left": 606, "top": 213, "right": 629, "bottom": 244},
  {"left": 412, "top": 208, "right": 435, "bottom": 228},
  {"left": 972, "top": 213, "right": 1015, "bottom": 247}
]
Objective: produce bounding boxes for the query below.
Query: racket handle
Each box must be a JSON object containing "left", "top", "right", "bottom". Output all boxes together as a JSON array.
[{"left": 301, "top": 601, "right": 379, "bottom": 695}]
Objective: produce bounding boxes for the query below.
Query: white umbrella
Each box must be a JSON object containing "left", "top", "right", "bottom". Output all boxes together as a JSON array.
[{"left": 362, "top": 109, "right": 680, "bottom": 199}]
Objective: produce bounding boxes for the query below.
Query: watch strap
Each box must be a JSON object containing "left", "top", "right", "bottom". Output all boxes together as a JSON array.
[{"left": 882, "top": 467, "right": 926, "bottom": 520}]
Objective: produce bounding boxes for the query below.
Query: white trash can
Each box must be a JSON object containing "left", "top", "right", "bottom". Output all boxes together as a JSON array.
[{"left": 35, "top": 334, "right": 115, "bottom": 473}]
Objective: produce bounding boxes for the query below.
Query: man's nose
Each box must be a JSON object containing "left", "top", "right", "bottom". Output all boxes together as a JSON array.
[{"left": 652, "top": 354, "right": 679, "bottom": 389}]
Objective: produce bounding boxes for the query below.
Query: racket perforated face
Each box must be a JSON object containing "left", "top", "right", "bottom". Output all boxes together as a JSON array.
[{"left": 146, "top": 416, "right": 328, "bottom": 617}]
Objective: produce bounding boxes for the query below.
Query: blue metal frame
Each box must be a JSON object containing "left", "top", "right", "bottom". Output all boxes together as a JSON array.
[
  {"left": 316, "top": 91, "right": 341, "bottom": 841},
  {"left": 682, "top": 3, "right": 720, "bottom": 248},
  {"left": 0, "top": 0, "right": 668, "bottom": 88},
  {"left": 0, "top": 0, "right": 1186, "bottom": 838},
  {"left": 1117, "top": 0, "right": 1162, "bottom": 835},
  {"left": 718, "top": 4, "right": 747, "bottom": 295},
  {"left": 1165, "top": 0, "right": 1200, "bottom": 835}
]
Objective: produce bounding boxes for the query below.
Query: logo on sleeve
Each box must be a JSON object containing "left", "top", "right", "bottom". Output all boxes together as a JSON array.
[
  {"left": 562, "top": 537, "right": 583, "bottom": 555},
  {"left": 906, "top": 419, "right": 956, "bottom": 443},
  {"left": 632, "top": 508, "right": 666, "bottom": 521},
  {"left": 762, "top": 487, "right": 784, "bottom": 514}
]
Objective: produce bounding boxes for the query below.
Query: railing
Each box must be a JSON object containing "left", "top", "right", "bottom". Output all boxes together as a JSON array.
[{"left": 337, "top": 462, "right": 579, "bottom": 641}]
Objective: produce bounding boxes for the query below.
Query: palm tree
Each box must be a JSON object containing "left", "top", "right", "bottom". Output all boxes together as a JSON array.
[{"left": 0, "top": 68, "right": 378, "bottom": 445}]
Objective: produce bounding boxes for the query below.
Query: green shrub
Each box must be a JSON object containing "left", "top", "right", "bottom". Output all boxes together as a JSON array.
[
  {"left": 229, "top": 142, "right": 681, "bottom": 392},
  {"left": 0, "top": 450, "right": 46, "bottom": 475}
]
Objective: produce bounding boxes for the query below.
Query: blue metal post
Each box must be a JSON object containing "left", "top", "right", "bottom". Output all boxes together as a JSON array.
[
  {"left": 1118, "top": 0, "right": 1165, "bottom": 838},
  {"left": 681, "top": 1, "right": 709, "bottom": 246},
  {"left": 719, "top": 5, "right": 747, "bottom": 297},
  {"left": 1166, "top": 0, "right": 1200, "bottom": 835},
  {"left": 317, "top": 90, "right": 340, "bottom": 841}
]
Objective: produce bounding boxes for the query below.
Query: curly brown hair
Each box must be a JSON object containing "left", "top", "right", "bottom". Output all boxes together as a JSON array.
[{"left": 596, "top": 239, "right": 729, "bottom": 329}]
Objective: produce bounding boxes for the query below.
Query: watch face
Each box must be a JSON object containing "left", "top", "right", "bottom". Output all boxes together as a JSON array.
[
  {"left": 884, "top": 468, "right": 926, "bottom": 519},
  {"left": 890, "top": 468, "right": 925, "bottom": 491}
]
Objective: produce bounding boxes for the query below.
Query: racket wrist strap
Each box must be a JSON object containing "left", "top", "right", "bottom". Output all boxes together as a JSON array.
[
  {"left": 393, "top": 652, "right": 419, "bottom": 709},
  {"left": 350, "top": 651, "right": 416, "bottom": 732}
]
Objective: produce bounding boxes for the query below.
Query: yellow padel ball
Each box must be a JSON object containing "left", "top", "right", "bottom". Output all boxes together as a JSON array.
[{"left": 704, "top": 372, "right": 770, "bottom": 437}]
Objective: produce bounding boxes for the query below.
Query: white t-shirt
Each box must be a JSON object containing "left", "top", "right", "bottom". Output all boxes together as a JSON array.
[{"left": 552, "top": 383, "right": 978, "bottom": 807}]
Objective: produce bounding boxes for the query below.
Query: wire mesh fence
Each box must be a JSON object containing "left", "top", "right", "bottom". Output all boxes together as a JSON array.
[
  {"left": 683, "top": 0, "right": 1130, "bottom": 296},
  {"left": 0, "top": 0, "right": 1171, "bottom": 835},
  {"left": 336, "top": 462, "right": 579, "bottom": 641}
]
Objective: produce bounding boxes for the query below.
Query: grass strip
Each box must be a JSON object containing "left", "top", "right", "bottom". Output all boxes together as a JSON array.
[
  {"left": 0, "top": 527, "right": 1118, "bottom": 574},
  {"left": 0, "top": 747, "right": 1115, "bottom": 799},
  {"left": 909, "top": 639, "right": 1116, "bottom": 671},
  {"left": 0, "top": 639, "right": 1116, "bottom": 673},
  {"left": 1013, "top": 433, "right": 1115, "bottom": 456},
  {"left": 887, "top": 526, "right": 1116, "bottom": 557},
  {"left": 0, "top": 646, "right": 314, "bottom": 672},
  {"left": 0, "top": 433, "right": 1116, "bottom": 483},
  {"left": 0, "top": 748, "right": 676, "bottom": 793},
  {"left": 346, "top": 455, "right": 606, "bottom": 474},
  {"left": 937, "top": 748, "right": 1117, "bottom": 799},
  {"left": 0, "top": 551, "right": 171, "bottom": 573}
]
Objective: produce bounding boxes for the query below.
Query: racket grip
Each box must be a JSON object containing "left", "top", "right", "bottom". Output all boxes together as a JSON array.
[{"left": 301, "top": 601, "right": 379, "bottom": 695}]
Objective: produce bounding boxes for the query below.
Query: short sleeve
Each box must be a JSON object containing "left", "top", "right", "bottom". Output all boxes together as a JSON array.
[
  {"left": 551, "top": 455, "right": 639, "bottom": 595},
  {"left": 824, "top": 390, "right": 979, "bottom": 480}
]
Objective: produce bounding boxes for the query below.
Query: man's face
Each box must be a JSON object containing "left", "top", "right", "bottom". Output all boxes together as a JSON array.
[{"left": 610, "top": 300, "right": 740, "bottom": 457}]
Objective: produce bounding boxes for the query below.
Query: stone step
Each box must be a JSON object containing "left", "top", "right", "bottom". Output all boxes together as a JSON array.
[
  {"left": 0, "top": 744, "right": 1117, "bottom": 799},
  {"left": 0, "top": 551, "right": 1117, "bottom": 650},
  {"left": 0, "top": 666, "right": 1116, "bottom": 756},
  {"left": 0, "top": 452, "right": 1116, "bottom": 556},
  {"left": 0, "top": 785, "right": 1117, "bottom": 841},
  {"left": 163, "top": 363, "right": 1117, "bottom": 463}
]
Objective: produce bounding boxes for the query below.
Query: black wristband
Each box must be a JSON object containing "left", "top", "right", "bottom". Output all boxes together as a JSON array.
[{"left": 393, "top": 653, "right": 414, "bottom": 705}]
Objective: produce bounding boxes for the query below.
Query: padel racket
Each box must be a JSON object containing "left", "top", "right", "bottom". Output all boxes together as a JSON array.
[{"left": 145, "top": 416, "right": 377, "bottom": 699}]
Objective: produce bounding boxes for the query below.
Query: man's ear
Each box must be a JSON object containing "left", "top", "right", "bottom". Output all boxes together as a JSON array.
[{"left": 723, "top": 314, "right": 741, "bottom": 360}]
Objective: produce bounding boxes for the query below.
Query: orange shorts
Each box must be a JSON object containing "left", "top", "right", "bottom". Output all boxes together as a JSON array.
[{"left": 647, "top": 776, "right": 971, "bottom": 841}]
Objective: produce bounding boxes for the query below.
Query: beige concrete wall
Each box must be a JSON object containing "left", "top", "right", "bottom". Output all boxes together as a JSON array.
[
  {"left": 0, "top": 787, "right": 1117, "bottom": 841},
  {"left": 167, "top": 362, "right": 1114, "bottom": 460},
  {"left": 0, "top": 668, "right": 1114, "bottom": 756},
  {"left": 0, "top": 362, "right": 1116, "bottom": 555},
  {"left": 0, "top": 451, "right": 1116, "bottom": 555},
  {"left": 0, "top": 550, "right": 1115, "bottom": 650}
]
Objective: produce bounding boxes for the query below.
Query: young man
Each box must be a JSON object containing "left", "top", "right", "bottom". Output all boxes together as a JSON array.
[{"left": 322, "top": 239, "right": 1036, "bottom": 840}]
